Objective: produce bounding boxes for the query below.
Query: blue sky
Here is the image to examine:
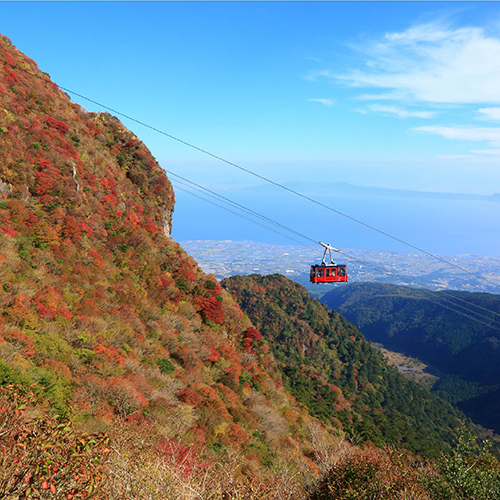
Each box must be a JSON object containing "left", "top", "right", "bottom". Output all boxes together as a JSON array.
[{"left": 2, "top": 1, "right": 500, "bottom": 254}]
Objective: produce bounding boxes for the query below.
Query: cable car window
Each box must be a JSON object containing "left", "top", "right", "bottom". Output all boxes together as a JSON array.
[
  {"left": 338, "top": 267, "right": 346, "bottom": 277},
  {"left": 318, "top": 268, "right": 324, "bottom": 278}
]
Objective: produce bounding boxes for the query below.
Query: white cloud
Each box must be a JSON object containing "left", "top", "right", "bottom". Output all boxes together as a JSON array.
[
  {"left": 356, "top": 92, "right": 406, "bottom": 101},
  {"left": 368, "top": 104, "right": 437, "bottom": 118},
  {"left": 477, "top": 107, "right": 500, "bottom": 121},
  {"left": 309, "top": 98, "right": 334, "bottom": 107},
  {"left": 414, "top": 126, "right": 500, "bottom": 146},
  {"left": 331, "top": 21, "right": 500, "bottom": 104},
  {"left": 470, "top": 148, "right": 500, "bottom": 156}
]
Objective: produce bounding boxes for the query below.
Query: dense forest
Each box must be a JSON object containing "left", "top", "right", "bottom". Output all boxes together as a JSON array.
[
  {"left": 222, "top": 274, "right": 465, "bottom": 457},
  {"left": 321, "top": 282, "right": 500, "bottom": 432},
  {"left": 1, "top": 33, "right": 500, "bottom": 499}
]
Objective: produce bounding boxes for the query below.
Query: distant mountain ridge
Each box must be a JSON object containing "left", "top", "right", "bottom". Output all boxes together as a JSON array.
[
  {"left": 239, "top": 181, "right": 500, "bottom": 204},
  {"left": 174, "top": 177, "right": 500, "bottom": 255},
  {"left": 321, "top": 282, "right": 500, "bottom": 433}
]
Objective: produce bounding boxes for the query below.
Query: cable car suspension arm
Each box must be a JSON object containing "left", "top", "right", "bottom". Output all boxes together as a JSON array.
[{"left": 319, "top": 242, "right": 340, "bottom": 266}]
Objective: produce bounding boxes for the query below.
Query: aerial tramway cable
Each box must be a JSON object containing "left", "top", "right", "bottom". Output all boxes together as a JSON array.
[
  {"left": 57, "top": 89, "right": 500, "bottom": 290},
  {"left": 171, "top": 175, "right": 500, "bottom": 331},
  {"left": 171, "top": 180, "right": 307, "bottom": 246},
  {"left": 2, "top": 59, "right": 500, "bottom": 329},
  {"left": 3, "top": 57, "right": 500, "bottom": 290}
]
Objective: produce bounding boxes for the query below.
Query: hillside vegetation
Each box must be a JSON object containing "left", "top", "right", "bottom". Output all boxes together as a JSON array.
[
  {"left": 2, "top": 33, "right": 500, "bottom": 499},
  {"left": 222, "top": 274, "right": 466, "bottom": 457},
  {"left": 321, "top": 282, "right": 500, "bottom": 433},
  {"left": 0, "top": 33, "right": 344, "bottom": 497}
]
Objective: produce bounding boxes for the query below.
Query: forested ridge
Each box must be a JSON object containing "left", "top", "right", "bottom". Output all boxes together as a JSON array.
[
  {"left": 222, "top": 274, "right": 466, "bottom": 457},
  {"left": 321, "top": 282, "right": 500, "bottom": 433}
]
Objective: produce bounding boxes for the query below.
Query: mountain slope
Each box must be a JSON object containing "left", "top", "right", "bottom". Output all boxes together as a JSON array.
[
  {"left": 3, "top": 32, "right": 500, "bottom": 499},
  {"left": 222, "top": 273, "right": 465, "bottom": 457},
  {"left": 321, "top": 282, "right": 500, "bottom": 432},
  {"left": 0, "top": 34, "right": 337, "bottom": 493}
]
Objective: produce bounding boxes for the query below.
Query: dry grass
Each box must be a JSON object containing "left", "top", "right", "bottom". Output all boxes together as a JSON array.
[{"left": 374, "top": 343, "right": 440, "bottom": 389}]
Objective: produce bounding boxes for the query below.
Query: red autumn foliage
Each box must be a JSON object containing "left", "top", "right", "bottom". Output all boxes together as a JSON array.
[
  {"left": 218, "top": 343, "right": 243, "bottom": 387},
  {"left": 24, "top": 210, "right": 39, "bottom": 227},
  {"left": 77, "top": 299, "right": 100, "bottom": 317},
  {"left": 206, "top": 346, "right": 220, "bottom": 363},
  {"left": 226, "top": 423, "right": 249, "bottom": 445},
  {"left": 1, "top": 225, "right": 17, "bottom": 236},
  {"left": 144, "top": 216, "right": 158, "bottom": 234},
  {"left": 45, "top": 115, "right": 69, "bottom": 135},
  {"left": 5, "top": 295, "right": 31, "bottom": 324},
  {"left": 101, "top": 176, "right": 116, "bottom": 190},
  {"left": 0, "top": 209, "right": 10, "bottom": 225},
  {"left": 171, "top": 345, "right": 202, "bottom": 374},
  {"left": 94, "top": 343, "right": 126, "bottom": 365},
  {"left": 195, "top": 384, "right": 231, "bottom": 419},
  {"left": 88, "top": 248, "right": 104, "bottom": 268},
  {"left": 3, "top": 67, "right": 18, "bottom": 84},
  {"left": 176, "top": 387, "right": 203, "bottom": 407},
  {"left": 159, "top": 276, "right": 172, "bottom": 288},
  {"left": 242, "top": 327, "right": 263, "bottom": 353},
  {"left": 174, "top": 265, "right": 197, "bottom": 284},
  {"left": 0, "top": 385, "right": 109, "bottom": 500},
  {"left": 62, "top": 214, "right": 82, "bottom": 242},
  {"left": 102, "top": 193, "right": 118, "bottom": 208},
  {"left": 127, "top": 211, "right": 140, "bottom": 226},
  {"left": 194, "top": 295, "right": 225, "bottom": 325},
  {"left": 156, "top": 439, "right": 209, "bottom": 477},
  {"left": 214, "top": 383, "right": 241, "bottom": 408},
  {"left": 3, "top": 329, "right": 36, "bottom": 357}
]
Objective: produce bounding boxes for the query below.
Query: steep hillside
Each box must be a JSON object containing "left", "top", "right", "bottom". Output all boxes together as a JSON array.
[
  {"left": 3, "top": 32, "right": 500, "bottom": 500},
  {"left": 0, "top": 33, "right": 343, "bottom": 497},
  {"left": 321, "top": 282, "right": 500, "bottom": 433},
  {"left": 222, "top": 274, "right": 465, "bottom": 457}
]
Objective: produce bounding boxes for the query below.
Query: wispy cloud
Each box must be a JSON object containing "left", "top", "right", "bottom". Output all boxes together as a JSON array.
[
  {"left": 368, "top": 104, "right": 437, "bottom": 118},
  {"left": 477, "top": 107, "right": 500, "bottom": 121},
  {"left": 356, "top": 92, "right": 406, "bottom": 101},
  {"left": 414, "top": 126, "right": 500, "bottom": 147},
  {"left": 470, "top": 148, "right": 500, "bottom": 156},
  {"left": 309, "top": 98, "right": 334, "bottom": 107},
  {"left": 308, "top": 18, "right": 500, "bottom": 160},
  {"left": 325, "top": 20, "right": 500, "bottom": 105}
]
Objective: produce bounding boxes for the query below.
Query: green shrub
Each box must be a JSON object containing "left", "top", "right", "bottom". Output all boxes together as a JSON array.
[
  {"left": 157, "top": 358, "right": 175, "bottom": 374},
  {"left": 425, "top": 427, "right": 500, "bottom": 500}
]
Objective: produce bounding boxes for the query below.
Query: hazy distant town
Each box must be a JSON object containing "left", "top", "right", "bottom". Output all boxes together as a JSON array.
[{"left": 181, "top": 240, "right": 500, "bottom": 295}]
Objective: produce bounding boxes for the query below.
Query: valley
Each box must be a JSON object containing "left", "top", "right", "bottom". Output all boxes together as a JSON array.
[
  {"left": 371, "top": 343, "right": 440, "bottom": 390},
  {"left": 321, "top": 282, "right": 500, "bottom": 436}
]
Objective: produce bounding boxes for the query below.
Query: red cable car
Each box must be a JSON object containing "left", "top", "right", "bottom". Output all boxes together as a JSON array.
[{"left": 310, "top": 242, "right": 348, "bottom": 284}]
